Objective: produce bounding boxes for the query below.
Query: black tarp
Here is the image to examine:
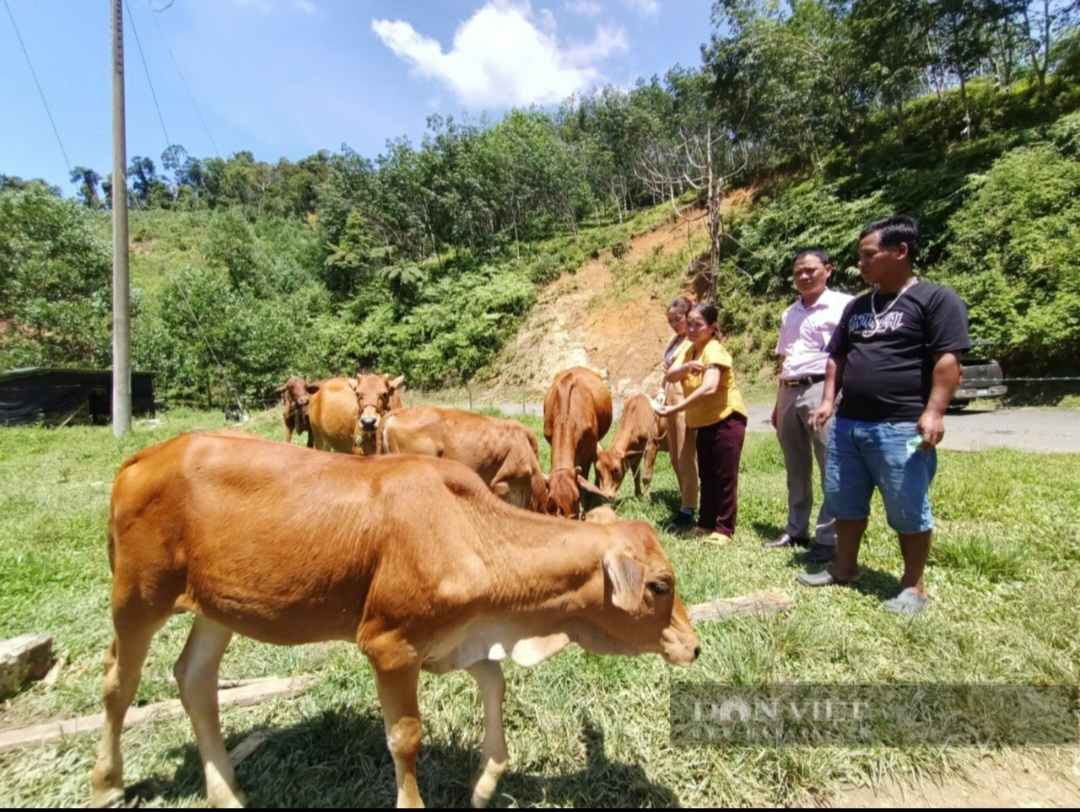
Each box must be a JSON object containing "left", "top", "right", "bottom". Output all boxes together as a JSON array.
[{"left": 0, "top": 368, "right": 157, "bottom": 427}]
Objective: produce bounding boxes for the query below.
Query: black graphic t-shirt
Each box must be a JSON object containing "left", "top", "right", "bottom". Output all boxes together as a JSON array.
[{"left": 827, "top": 280, "right": 971, "bottom": 422}]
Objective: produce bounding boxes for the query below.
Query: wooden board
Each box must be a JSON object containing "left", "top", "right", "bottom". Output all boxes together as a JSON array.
[
  {"left": 0, "top": 676, "right": 315, "bottom": 753},
  {"left": 688, "top": 588, "right": 795, "bottom": 624}
]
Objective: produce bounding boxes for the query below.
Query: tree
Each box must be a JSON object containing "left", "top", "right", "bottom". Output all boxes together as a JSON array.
[
  {"left": 637, "top": 67, "right": 747, "bottom": 301},
  {"left": 70, "top": 167, "right": 102, "bottom": 208},
  {"left": 0, "top": 185, "right": 111, "bottom": 367},
  {"left": 927, "top": 0, "right": 1021, "bottom": 138},
  {"left": 848, "top": 0, "right": 933, "bottom": 145}
]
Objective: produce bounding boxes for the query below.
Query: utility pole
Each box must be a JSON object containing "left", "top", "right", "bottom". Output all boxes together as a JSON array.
[{"left": 111, "top": 0, "right": 131, "bottom": 436}]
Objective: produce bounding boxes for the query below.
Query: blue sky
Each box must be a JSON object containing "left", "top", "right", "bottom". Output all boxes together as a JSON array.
[{"left": 1, "top": 0, "right": 713, "bottom": 196}]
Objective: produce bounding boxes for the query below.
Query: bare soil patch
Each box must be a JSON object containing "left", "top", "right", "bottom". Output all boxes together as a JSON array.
[
  {"left": 826, "top": 753, "right": 1080, "bottom": 809},
  {"left": 485, "top": 209, "right": 710, "bottom": 401}
]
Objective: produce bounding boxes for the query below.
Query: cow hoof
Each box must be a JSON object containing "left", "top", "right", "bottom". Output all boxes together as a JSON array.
[
  {"left": 89, "top": 787, "right": 125, "bottom": 809},
  {"left": 208, "top": 787, "right": 247, "bottom": 808}
]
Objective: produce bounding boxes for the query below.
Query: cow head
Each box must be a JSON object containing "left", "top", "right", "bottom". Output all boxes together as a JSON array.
[
  {"left": 586, "top": 520, "right": 700, "bottom": 667},
  {"left": 545, "top": 468, "right": 578, "bottom": 518},
  {"left": 351, "top": 373, "right": 404, "bottom": 435},
  {"left": 594, "top": 449, "right": 625, "bottom": 499},
  {"left": 546, "top": 466, "right": 613, "bottom": 518},
  {"left": 273, "top": 376, "right": 320, "bottom": 409}
]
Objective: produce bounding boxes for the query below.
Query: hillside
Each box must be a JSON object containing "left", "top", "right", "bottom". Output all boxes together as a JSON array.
[{"left": 485, "top": 207, "right": 710, "bottom": 400}]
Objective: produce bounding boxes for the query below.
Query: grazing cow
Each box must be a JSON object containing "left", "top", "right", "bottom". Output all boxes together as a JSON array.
[
  {"left": 542, "top": 367, "right": 613, "bottom": 518},
  {"left": 381, "top": 406, "right": 548, "bottom": 512},
  {"left": 271, "top": 376, "right": 323, "bottom": 447},
  {"left": 90, "top": 434, "right": 700, "bottom": 809},
  {"left": 595, "top": 395, "right": 667, "bottom": 501},
  {"left": 308, "top": 373, "right": 404, "bottom": 455}
]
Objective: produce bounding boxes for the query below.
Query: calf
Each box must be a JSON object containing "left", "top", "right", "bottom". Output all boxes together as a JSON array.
[
  {"left": 595, "top": 395, "right": 667, "bottom": 500},
  {"left": 90, "top": 434, "right": 699, "bottom": 809},
  {"left": 271, "top": 376, "right": 322, "bottom": 447},
  {"left": 381, "top": 406, "right": 548, "bottom": 512}
]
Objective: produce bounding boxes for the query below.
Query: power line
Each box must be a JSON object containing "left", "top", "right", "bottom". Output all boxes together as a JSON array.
[
  {"left": 29, "top": 0, "right": 107, "bottom": 155},
  {"left": 144, "top": 0, "right": 221, "bottom": 159},
  {"left": 3, "top": 0, "right": 71, "bottom": 173},
  {"left": 123, "top": 0, "right": 171, "bottom": 150}
]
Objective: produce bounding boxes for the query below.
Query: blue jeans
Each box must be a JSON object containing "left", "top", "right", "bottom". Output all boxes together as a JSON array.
[{"left": 824, "top": 417, "right": 937, "bottom": 534}]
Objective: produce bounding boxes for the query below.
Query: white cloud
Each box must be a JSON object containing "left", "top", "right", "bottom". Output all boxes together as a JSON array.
[
  {"left": 564, "top": 0, "right": 602, "bottom": 15},
  {"left": 624, "top": 0, "right": 659, "bottom": 15},
  {"left": 372, "top": 0, "right": 628, "bottom": 108},
  {"left": 295, "top": 0, "right": 316, "bottom": 13}
]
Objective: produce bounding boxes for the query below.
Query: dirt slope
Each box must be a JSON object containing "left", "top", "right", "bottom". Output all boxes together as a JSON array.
[{"left": 485, "top": 208, "right": 710, "bottom": 401}]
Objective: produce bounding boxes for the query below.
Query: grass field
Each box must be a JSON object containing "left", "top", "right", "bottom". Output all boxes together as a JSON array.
[{"left": 1, "top": 408, "right": 1078, "bottom": 807}]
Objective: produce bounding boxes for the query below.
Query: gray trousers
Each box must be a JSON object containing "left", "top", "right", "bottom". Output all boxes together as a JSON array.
[{"left": 776, "top": 381, "right": 836, "bottom": 546}]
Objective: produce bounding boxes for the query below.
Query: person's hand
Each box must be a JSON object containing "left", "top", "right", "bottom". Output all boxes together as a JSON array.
[
  {"left": 808, "top": 401, "right": 834, "bottom": 432},
  {"left": 770, "top": 402, "right": 778, "bottom": 429},
  {"left": 916, "top": 409, "right": 945, "bottom": 450}
]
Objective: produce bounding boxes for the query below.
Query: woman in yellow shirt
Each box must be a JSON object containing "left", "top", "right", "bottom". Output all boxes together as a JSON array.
[{"left": 656, "top": 303, "right": 748, "bottom": 546}]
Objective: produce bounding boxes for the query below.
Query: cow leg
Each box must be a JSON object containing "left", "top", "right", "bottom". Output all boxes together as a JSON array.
[
  {"left": 466, "top": 660, "right": 508, "bottom": 809},
  {"left": 284, "top": 425, "right": 293, "bottom": 444},
  {"left": 90, "top": 617, "right": 164, "bottom": 807},
  {"left": 374, "top": 665, "right": 424, "bottom": 808},
  {"left": 641, "top": 440, "right": 659, "bottom": 502},
  {"left": 629, "top": 454, "right": 644, "bottom": 498},
  {"left": 305, "top": 431, "right": 314, "bottom": 449},
  {"left": 173, "top": 616, "right": 244, "bottom": 808}
]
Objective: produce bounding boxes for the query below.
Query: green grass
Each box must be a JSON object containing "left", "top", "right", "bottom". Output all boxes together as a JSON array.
[{"left": 1, "top": 409, "right": 1078, "bottom": 807}]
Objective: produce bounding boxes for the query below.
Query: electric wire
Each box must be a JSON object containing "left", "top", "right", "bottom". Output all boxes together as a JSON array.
[
  {"left": 143, "top": 0, "right": 221, "bottom": 158},
  {"left": 3, "top": 0, "right": 72, "bottom": 173},
  {"left": 123, "top": 0, "right": 171, "bottom": 149}
]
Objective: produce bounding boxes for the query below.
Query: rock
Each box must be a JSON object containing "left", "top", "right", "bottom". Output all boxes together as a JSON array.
[{"left": 0, "top": 634, "right": 54, "bottom": 698}]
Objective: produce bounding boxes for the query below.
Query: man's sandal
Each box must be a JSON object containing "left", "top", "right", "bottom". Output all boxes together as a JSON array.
[{"left": 795, "top": 570, "right": 860, "bottom": 588}]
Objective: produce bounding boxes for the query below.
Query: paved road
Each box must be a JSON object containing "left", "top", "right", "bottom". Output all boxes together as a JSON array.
[{"left": 489, "top": 402, "right": 1080, "bottom": 454}]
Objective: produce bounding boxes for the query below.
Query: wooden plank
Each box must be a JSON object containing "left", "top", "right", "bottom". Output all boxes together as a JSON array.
[
  {"left": 0, "top": 675, "right": 315, "bottom": 753},
  {"left": 688, "top": 589, "right": 795, "bottom": 624}
]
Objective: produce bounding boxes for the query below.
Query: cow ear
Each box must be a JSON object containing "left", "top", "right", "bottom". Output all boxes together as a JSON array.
[
  {"left": 348, "top": 377, "right": 359, "bottom": 391},
  {"left": 271, "top": 384, "right": 288, "bottom": 395},
  {"left": 603, "top": 550, "right": 645, "bottom": 612},
  {"left": 306, "top": 383, "right": 321, "bottom": 395},
  {"left": 389, "top": 375, "right": 405, "bottom": 391}
]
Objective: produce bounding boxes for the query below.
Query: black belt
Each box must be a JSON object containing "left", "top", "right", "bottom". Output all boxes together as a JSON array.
[{"left": 780, "top": 375, "right": 825, "bottom": 387}]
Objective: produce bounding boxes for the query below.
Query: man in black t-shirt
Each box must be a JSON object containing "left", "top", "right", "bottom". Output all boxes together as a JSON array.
[{"left": 796, "top": 215, "right": 970, "bottom": 615}]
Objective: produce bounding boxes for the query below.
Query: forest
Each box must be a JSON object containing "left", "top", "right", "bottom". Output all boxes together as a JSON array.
[{"left": 2, "top": 0, "right": 1078, "bottom": 405}]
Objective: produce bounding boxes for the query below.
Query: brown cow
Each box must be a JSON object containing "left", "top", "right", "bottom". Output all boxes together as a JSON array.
[
  {"left": 90, "top": 434, "right": 699, "bottom": 809},
  {"left": 354, "top": 373, "right": 405, "bottom": 456},
  {"left": 542, "top": 367, "right": 613, "bottom": 518},
  {"left": 308, "top": 373, "right": 404, "bottom": 455},
  {"left": 271, "top": 376, "right": 323, "bottom": 447},
  {"left": 595, "top": 395, "right": 667, "bottom": 500},
  {"left": 381, "top": 406, "right": 548, "bottom": 512}
]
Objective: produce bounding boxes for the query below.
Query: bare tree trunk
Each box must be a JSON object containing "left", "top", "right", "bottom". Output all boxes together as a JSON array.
[{"left": 959, "top": 72, "right": 973, "bottom": 139}]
